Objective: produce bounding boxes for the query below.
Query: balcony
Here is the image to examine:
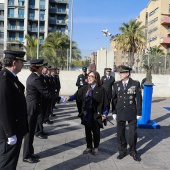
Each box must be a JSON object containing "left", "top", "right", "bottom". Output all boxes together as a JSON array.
[
  {"left": 57, "top": 9, "right": 66, "bottom": 14},
  {"left": 40, "top": 5, "right": 45, "bottom": 9},
  {"left": 8, "top": 1, "right": 14, "bottom": 6},
  {"left": 49, "top": 18, "right": 66, "bottom": 25},
  {"left": 8, "top": 37, "right": 24, "bottom": 42},
  {"left": 28, "top": 16, "right": 35, "bottom": 20},
  {"left": 160, "top": 37, "right": 170, "bottom": 44},
  {"left": 18, "top": 15, "right": 24, "bottom": 19},
  {"left": 8, "top": 25, "right": 24, "bottom": 31},
  {"left": 50, "top": 0, "right": 68, "bottom": 3},
  {"left": 161, "top": 17, "right": 170, "bottom": 25},
  {"left": 0, "top": 16, "right": 4, "bottom": 21},
  {"left": 8, "top": 14, "right": 14, "bottom": 18},
  {"left": 18, "top": 2, "right": 25, "bottom": 6},
  {"left": 28, "top": 27, "right": 38, "bottom": 32},
  {"left": 49, "top": 7, "right": 57, "bottom": 13},
  {"left": 0, "top": 4, "right": 4, "bottom": 10},
  {"left": 0, "top": 26, "right": 4, "bottom": 31}
]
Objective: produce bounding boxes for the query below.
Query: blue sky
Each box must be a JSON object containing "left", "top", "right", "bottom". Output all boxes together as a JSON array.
[{"left": 69, "top": 0, "right": 149, "bottom": 57}]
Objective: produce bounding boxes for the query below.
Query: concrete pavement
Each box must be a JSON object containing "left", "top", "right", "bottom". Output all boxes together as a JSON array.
[{"left": 17, "top": 98, "right": 170, "bottom": 170}]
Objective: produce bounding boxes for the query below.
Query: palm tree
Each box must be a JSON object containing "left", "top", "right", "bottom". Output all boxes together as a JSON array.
[
  {"left": 41, "top": 31, "right": 81, "bottom": 69},
  {"left": 116, "top": 19, "right": 146, "bottom": 66}
]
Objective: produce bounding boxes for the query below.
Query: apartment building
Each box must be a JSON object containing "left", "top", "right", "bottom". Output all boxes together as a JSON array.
[
  {"left": 110, "top": 0, "right": 170, "bottom": 68},
  {"left": 137, "top": 0, "right": 170, "bottom": 53},
  {"left": 0, "top": 0, "right": 69, "bottom": 53}
]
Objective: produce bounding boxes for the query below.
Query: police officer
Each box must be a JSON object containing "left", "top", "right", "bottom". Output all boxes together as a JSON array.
[
  {"left": 0, "top": 50, "right": 28, "bottom": 170},
  {"left": 112, "top": 65, "right": 142, "bottom": 161},
  {"left": 76, "top": 67, "right": 88, "bottom": 89},
  {"left": 55, "top": 68, "right": 61, "bottom": 97},
  {"left": 0, "top": 61, "right": 3, "bottom": 71},
  {"left": 101, "top": 68, "right": 115, "bottom": 110},
  {"left": 23, "top": 59, "right": 59, "bottom": 163}
]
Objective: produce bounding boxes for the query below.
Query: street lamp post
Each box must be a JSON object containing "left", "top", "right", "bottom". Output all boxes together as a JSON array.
[
  {"left": 69, "top": 0, "right": 74, "bottom": 71},
  {"left": 37, "top": 0, "right": 40, "bottom": 59},
  {"left": 102, "top": 29, "right": 112, "bottom": 68}
]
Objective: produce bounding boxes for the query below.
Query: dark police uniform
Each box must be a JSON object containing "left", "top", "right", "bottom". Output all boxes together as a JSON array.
[
  {"left": 101, "top": 68, "right": 115, "bottom": 100},
  {"left": 76, "top": 67, "right": 88, "bottom": 89},
  {"left": 54, "top": 69, "right": 61, "bottom": 96},
  {"left": 112, "top": 65, "right": 142, "bottom": 157},
  {"left": 0, "top": 50, "right": 28, "bottom": 170},
  {"left": 23, "top": 59, "right": 58, "bottom": 163}
]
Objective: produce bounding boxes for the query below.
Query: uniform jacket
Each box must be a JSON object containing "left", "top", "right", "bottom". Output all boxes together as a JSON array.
[
  {"left": 54, "top": 74, "right": 61, "bottom": 90},
  {"left": 76, "top": 73, "right": 88, "bottom": 89},
  {"left": 26, "top": 72, "right": 56, "bottom": 115},
  {"left": 0, "top": 68, "right": 28, "bottom": 138},
  {"left": 112, "top": 78, "right": 142, "bottom": 121},
  {"left": 76, "top": 85, "right": 109, "bottom": 128},
  {"left": 101, "top": 75, "right": 115, "bottom": 100}
]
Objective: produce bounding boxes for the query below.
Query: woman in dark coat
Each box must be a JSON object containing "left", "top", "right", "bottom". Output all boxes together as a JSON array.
[{"left": 67, "top": 71, "right": 109, "bottom": 155}]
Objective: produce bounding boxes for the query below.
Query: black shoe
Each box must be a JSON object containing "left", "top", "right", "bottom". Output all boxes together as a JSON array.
[
  {"left": 32, "top": 154, "right": 40, "bottom": 159},
  {"left": 117, "top": 153, "right": 126, "bottom": 160},
  {"left": 50, "top": 114, "right": 56, "bottom": 117},
  {"left": 35, "top": 134, "right": 48, "bottom": 139},
  {"left": 45, "top": 120, "right": 53, "bottom": 124},
  {"left": 83, "top": 148, "right": 92, "bottom": 154},
  {"left": 23, "top": 157, "right": 39, "bottom": 163},
  {"left": 130, "top": 153, "right": 141, "bottom": 162},
  {"left": 93, "top": 148, "right": 99, "bottom": 155},
  {"left": 41, "top": 132, "right": 48, "bottom": 136},
  {"left": 54, "top": 106, "right": 58, "bottom": 109}
]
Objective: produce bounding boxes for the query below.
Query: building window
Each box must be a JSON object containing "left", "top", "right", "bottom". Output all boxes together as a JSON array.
[
  {"left": 148, "top": 17, "right": 158, "bottom": 25},
  {"left": 148, "top": 36, "right": 157, "bottom": 42},
  {"left": 149, "top": 7, "right": 159, "bottom": 17},
  {"left": 148, "top": 27, "right": 158, "bottom": 34}
]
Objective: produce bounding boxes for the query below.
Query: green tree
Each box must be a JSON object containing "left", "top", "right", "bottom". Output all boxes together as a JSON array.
[
  {"left": 41, "top": 31, "right": 81, "bottom": 69},
  {"left": 143, "top": 45, "right": 165, "bottom": 74},
  {"left": 116, "top": 19, "right": 146, "bottom": 66}
]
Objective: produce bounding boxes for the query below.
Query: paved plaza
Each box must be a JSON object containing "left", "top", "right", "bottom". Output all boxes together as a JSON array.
[{"left": 17, "top": 98, "right": 170, "bottom": 170}]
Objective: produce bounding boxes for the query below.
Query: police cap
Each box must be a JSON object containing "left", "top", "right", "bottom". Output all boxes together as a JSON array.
[
  {"left": 30, "top": 59, "right": 44, "bottom": 67},
  {"left": 4, "top": 50, "right": 26, "bottom": 62},
  {"left": 118, "top": 65, "right": 132, "bottom": 73},
  {"left": 106, "top": 68, "right": 112, "bottom": 72},
  {"left": 82, "top": 66, "right": 87, "bottom": 72}
]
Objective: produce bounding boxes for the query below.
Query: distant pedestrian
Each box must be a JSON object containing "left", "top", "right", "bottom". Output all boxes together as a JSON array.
[
  {"left": 76, "top": 67, "right": 88, "bottom": 89},
  {"left": 112, "top": 65, "right": 142, "bottom": 162},
  {"left": 0, "top": 50, "right": 28, "bottom": 170}
]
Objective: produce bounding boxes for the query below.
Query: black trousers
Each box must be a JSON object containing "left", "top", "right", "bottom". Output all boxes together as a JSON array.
[
  {"left": 35, "top": 113, "right": 44, "bottom": 135},
  {"left": 23, "top": 114, "right": 38, "bottom": 159},
  {"left": 117, "top": 119, "right": 137, "bottom": 155},
  {"left": 85, "top": 123, "right": 100, "bottom": 149},
  {"left": 0, "top": 136, "right": 23, "bottom": 170}
]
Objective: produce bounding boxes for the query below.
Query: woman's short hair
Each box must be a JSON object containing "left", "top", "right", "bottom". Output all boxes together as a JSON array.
[
  {"left": 88, "top": 71, "right": 101, "bottom": 86},
  {"left": 29, "top": 65, "right": 40, "bottom": 72}
]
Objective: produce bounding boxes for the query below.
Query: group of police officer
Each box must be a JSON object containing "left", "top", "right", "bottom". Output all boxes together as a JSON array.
[
  {"left": 0, "top": 50, "right": 61, "bottom": 169},
  {"left": 0, "top": 50, "right": 142, "bottom": 170}
]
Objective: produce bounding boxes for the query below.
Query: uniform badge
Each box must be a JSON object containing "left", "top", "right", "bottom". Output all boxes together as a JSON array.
[
  {"left": 3, "top": 72, "right": 6, "bottom": 76},
  {"left": 118, "top": 87, "right": 120, "bottom": 91},
  {"left": 44, "top": 79, "right": 46, "bottom": 83},
  {"left": 129, "top": 101, "right": 133, "bottom": 104},
  {"left": 117, "top": 83, "right": 119, "bottom": 86},
  {"left": 104, "top": 78, "right": 106, "bottom": 80},
  {"left": 129, "top": 96, "right": 133, "bottom": 99}
]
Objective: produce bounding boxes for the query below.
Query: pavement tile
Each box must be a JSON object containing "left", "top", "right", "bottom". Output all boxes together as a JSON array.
[{"left": 16, "top": 98, "right": 170, "bottom": 170}]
